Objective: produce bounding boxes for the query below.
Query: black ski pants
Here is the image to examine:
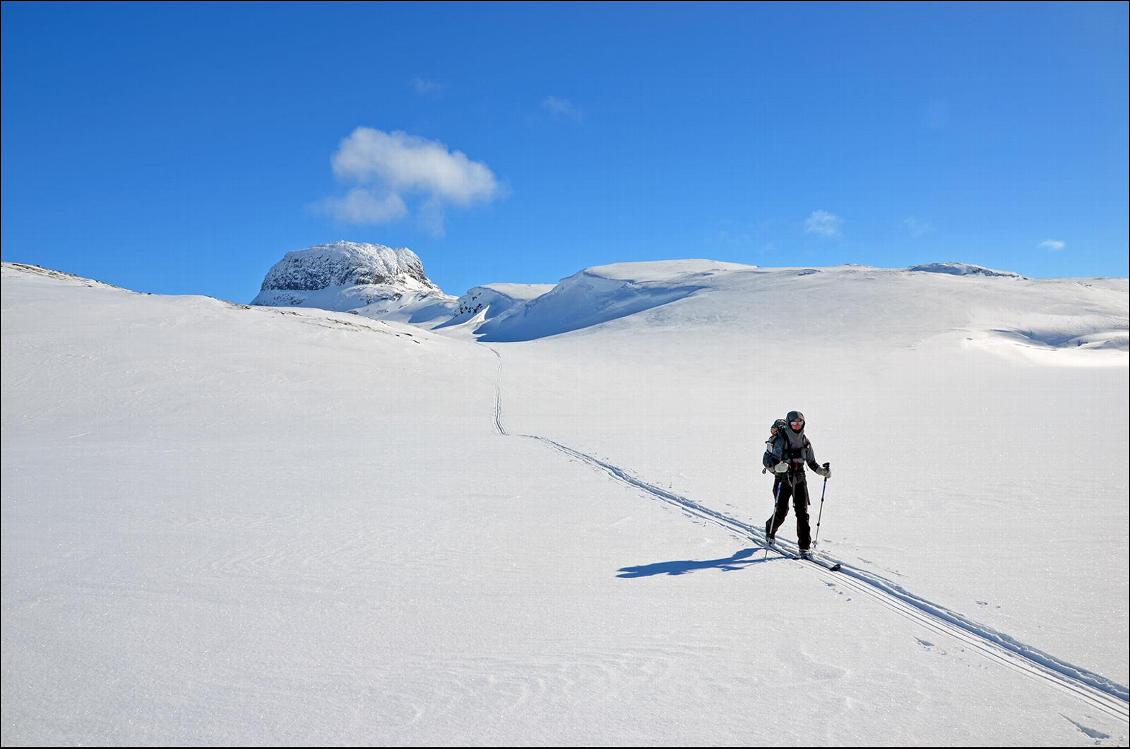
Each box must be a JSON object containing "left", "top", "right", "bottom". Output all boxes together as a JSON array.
[{"left": 768, "top": 473, "right": 811, "bottom": 550}]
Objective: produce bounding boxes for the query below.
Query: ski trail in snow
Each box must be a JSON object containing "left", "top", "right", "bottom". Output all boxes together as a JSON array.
[
  {"left": 487, "top": 346, "right": 1130, "bottom": 724},
  {"left": 491, "top": 347, "right": 507, "bottom": 437}
]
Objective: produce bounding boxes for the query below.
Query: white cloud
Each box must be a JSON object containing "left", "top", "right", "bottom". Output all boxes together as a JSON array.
[
  {"left": 904, "top": 216, "right": 934, "bottom": 238},
  {"left": 541, "top": 96, "right": 583, "bottom": 123},
  {"left": 411, "top": 77, "right": 444, "bottom": 96},
  {"left": 319, "top": 188, "right": 407, "bottom": 225},
  {"left": 805, "top": 210, "right": 843, "bottom": 238},
  {"left": 333, "top": 127, "right": 499, "bottom": 205},
  {"left": 1039, "top": 239, "right": 1066, "bottom": 252},
  {"left": 322, "top": 127, "right": 501, "bottom": 229}
]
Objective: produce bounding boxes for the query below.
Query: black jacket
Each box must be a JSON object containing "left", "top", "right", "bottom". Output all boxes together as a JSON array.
[{"left": 763, "top": 432, "right": 823, "bottom": 475}]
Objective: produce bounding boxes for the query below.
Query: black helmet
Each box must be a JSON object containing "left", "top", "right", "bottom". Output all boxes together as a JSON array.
[{"left": 786, "top": 411, "right": 806, "bottom": 431}]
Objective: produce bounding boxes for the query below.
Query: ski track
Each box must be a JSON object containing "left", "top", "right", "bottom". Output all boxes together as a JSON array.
[{"left": 487, "top": 347, "right": 1130, "bottom": 724}]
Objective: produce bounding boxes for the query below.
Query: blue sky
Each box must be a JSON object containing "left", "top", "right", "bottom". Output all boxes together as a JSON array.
[{"left": 2, "top": 2, "right": 1127, "bottom": 301}]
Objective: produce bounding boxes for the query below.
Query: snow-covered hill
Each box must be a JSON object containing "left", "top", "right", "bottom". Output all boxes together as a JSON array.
[
  {"left": 471, "top": 260, "right": 752, "bottom": 342},
  {"left": 456, "top": 260, "right": 1126, "bottom": 353},
  {"left": 252, "top": 241, "right": 456, "bottom": 322},
  {"left": 2, "top": 260, "right": 1128, "bottom": 746},
  {"left": 907, "top": 261, "right": 1025, "bottom": 278},
  {"left": 438, "top": 283, "right": 556, "bottom": 330}
]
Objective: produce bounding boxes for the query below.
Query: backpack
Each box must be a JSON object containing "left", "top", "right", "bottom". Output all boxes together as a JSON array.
[
  {"left": 768, "top": 418, "right": 788, "bottom": 441},
  {"left": 762, "top": 419, "right": 789, "bottom": 472}
]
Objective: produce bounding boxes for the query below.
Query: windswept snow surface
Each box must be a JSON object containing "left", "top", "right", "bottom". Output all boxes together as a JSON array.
[
  {"left": 3, "top": 261, "right": 1128, "bottom": 746},
  {"left": 489, "top": 262, "right": 1130, "bottom": 682}
]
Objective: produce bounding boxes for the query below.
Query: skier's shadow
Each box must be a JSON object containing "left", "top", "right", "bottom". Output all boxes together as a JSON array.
[{"left": 617, "top": 546, "right": 785, "bottom": 578}]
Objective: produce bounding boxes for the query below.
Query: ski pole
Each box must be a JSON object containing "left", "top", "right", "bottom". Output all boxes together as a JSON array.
[{"left": 813, "top": 463, "right": 830, "bottom": 548}]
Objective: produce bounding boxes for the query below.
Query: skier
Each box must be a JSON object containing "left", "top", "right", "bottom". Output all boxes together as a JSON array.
[{"left": 763, "top": 410, "right": 831, "bottom": 558}]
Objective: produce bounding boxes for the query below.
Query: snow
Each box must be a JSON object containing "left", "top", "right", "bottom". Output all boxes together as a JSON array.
[
  {"left": 2, "top": 259, "right": 1128, "bottom": 746},
  {"left": 472, "top": 261, "right": 756, "bottom": 342},
  {"left": 488, "top": 263, "right": 1129, "bottom": 674},
  {"left": 437, "top": 283, "right": 555, "bottom": 329},
  {"left": 251, "top": 241, "right": 452, "bottom": 316},
  {"left": 475, "top": 282, "right": 557, "bottom": 300},
  {"left": 907, "top": 261, "right": 1025, "bottom": 278}
]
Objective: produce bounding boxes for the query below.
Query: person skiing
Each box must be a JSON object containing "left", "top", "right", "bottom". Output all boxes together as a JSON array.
[{"left": 762, "top": 410, "right": 830, "bottom": 557}]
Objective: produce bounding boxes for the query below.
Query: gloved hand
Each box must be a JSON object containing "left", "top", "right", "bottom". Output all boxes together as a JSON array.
[
  {"left": 773, "top": 461, "right": 789, "bottom": 474},
  {"left": 815, "top": 463, "right": 831, "bottom": 479}
]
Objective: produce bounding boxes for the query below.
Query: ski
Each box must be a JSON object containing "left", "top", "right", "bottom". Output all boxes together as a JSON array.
[
  {"left": 759, "top": 536, "right": 796, "bottom": 559},
  {"left": 803, "top": 548, "right": 843, "bottom": 572},
  {"left": 759, "top": 536, "right": 842, "bottom": 571}
]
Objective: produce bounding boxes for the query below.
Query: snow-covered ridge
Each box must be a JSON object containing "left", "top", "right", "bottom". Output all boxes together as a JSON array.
[
  {"left": 2, "top": 261, "right": 123, "bottom": 289},
  {"left": 463, "top": 260, "right": 1127, "bottom": 357},
  {"left": 473, "top": 261, "right": 748, "bottom": 342},
  {"left": 248, "top": 249, "right": 1124, "bottom": 350},
  {"left": 907, "top": 262, "right": 1024, "bottom": 278},
  {"left": 441, "top": 283, "right": 556, "bottom": 328},
  {"left": 581, "top": 258, "right": 757, "bottom": 282},
  {"left": 252, "top": 241, "right": 451, "bottom": 315}
]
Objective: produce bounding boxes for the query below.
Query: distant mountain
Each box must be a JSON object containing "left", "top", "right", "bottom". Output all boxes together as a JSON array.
[
  {"left": 455, "top": 260, "right": 1126, "bottom": 351},
  {"left": 471, "top": 260, "right": 751, "bottom": 342},
  {"left": 246, "top": 246, "right": 1125, "bottom": 351},
  {"left": 252, "top": 241, "right": 455, "bottom": 321},
  {"left": 906, "top": 262, "right": 1024, "bottom": 278},
  {"left": 438, "top": 283, "right": 556, "bottom": 329}
]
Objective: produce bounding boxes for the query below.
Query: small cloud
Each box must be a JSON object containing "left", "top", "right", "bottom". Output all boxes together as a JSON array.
[
  {"left": 904, "top": 216, "right": 935, "bottom": 238},
  {"left": 318, "top": 188, "right": 407, "bottom": 225},
  {"left": 411, "top": 77, "right": 444, "bottom": 96},
  {"left": 805, "top": 210, "right": 843, "bottom": 238},
  {"left": 1039, "top": 239, "right": 1066, "bottom": 252},
  {"left": 541, "top": 96, "right": 583, "bottom": 123},
  {"left": 320, "top": 126, "right": 501, "bottom": 228}
]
